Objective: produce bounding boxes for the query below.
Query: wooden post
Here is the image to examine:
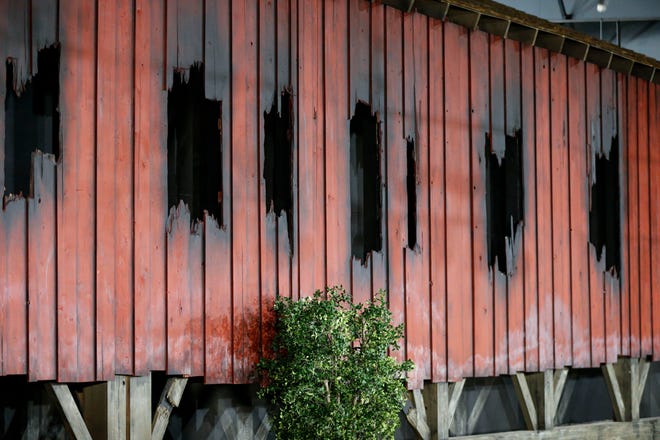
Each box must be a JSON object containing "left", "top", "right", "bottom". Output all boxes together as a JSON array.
[
  {"left": 602, "top": 357, "right": 650, "bottom": 422},
  {"left": 406, "top": 389, "right": 431, "bottom": 440},
  {"left": 47, "top": 383, "right": 93, "bottom": 440},
  {"left": 511, "top": 368, "right": 568, "bottom": 431},
  {"left": 129, "top": 374, "right": 152, "bottom": 440},
  {"left": 467, "top": 379, "right": 493, "bottom": 434},
  {"left": 512, "top": 373, "right": 538, "bottom": 431},
  {"left": 414, "top": 380, "right": 465, "bottom": 439},
  {"left": 152, "top": 377, "right": 188, "bottom": 440}
]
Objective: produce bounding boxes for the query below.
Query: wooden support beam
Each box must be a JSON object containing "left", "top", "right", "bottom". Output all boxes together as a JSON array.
[
  {"left": 152, "top": 377, "right": 188, "bottom": 440},
  {"left": 601, "top": 357, "right": 650, "bottom": 422},
  {"left": 129, "top": 374, "right": 152, "bottom": 440},
  {"left": 512, "top": 373, "right": 537, "bottom": 431},
  {"left": 439, "top": 380, "right": 465, "bottom": 438},
  {"left": 452, "top": 417, "right": 660, "bottom": 439},
  {"left": 511, "top": 368, "right": 569, "bottom": 431},
  {"left": 412, "top": 380, "right": 465, "bottom": 439},
  {"left": 47, "top": 383, "right": 93, "bottom": 440},
  {"left": 554, "top": 372, "right": 575, "bottom": 424},
  {"left": 467, "top": 379, "right": 493, "bottom": 433},
  {"left": 406, "top": 389, "right": 431, "bottom": 440},
  {"left": 602, "top": 362, "right": 626, "bottom": 421}
]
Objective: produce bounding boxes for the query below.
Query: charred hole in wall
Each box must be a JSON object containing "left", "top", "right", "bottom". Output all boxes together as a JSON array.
[
  {"left": 4, "top": 45, "right": 60, "bottom": 198},
  {"left": 167, "top": 63, "right": 222, "bottom": 224},
  {"left": 485, "top": 129, "right": 523, "bottom": 274},
  {"left": 589, "top": 136, "right": 620, "bottom": 276},
  {"left": 406, "top": 137, "right": 417, "bottom": 251},
  {"left": 263, "top": 89, "right": 294, "bottom": 251},
  {"left": 350, "top": 102, "right": 382, "bottom": 263}
]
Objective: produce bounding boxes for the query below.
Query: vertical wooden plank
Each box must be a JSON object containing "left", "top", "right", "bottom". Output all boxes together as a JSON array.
[
  {"left": 636, "top": 78, "right": 651, "bottom": 358},
  {"left": 324, "top": 0, "right": 350, "bottom": 290},
  {"left": 370, "top": 2, "right": 387, "bottom": 297},
  {"left": 534, "top": 47, "right": 554, "bottom": 371},
  {"left": 550, "top": 52, "right": 571, "bottom": 369},
  {"left": 204, "top": 217, "right": 232, "bottom": 383},
  {"left": 26, "top": 0, "right": 57, "bottom": 380},
  {"left": 275, "top": 0, "right": 294, "bottom": 299},
  {"left": 232, "top": 0, "right": 260, "bottom": 383},
  {"left": 586, "top": 63, "right": 605, "bottom": 367},
  {"left": 297, "top": 0, "right": 325, "bottom": 297},
  {"left": 166, "top": 0, "right": 203, "bottom": 87},
  {"left": 444, "top": 22, "right": 472, "bottom": 382},
  {"left": 58, "top": 0, "right": 97, "bottom": 382},
  {"left": 31, "top": 0, "right": 58, "bottom": 69},
  {"left": 349, "top": 0, "right": 370, "bottom": 106},
  {"left": 96, "top": 0, "right": 134, "bottom": 379},
  {"left": 428, "top": 17, "right": 447, "bottom": 383},
  {"left": 601, "top": 70, "right": 628, "bottom": 363},
  {"left": 6, "top": 0, "right": 29, "bottom": 87},
  {"left": 650, "top": 83, "right": 660, "bottom": 361},
  {"left": 469, "top": 29, "right": 493, "bottom": 377},
  {"left": 626, "top": 76, "right": 638, "bottom": 358},
  {"left": 567, "top": 58, "right": 589, "bottom": 368},
  {"left": 203, "top": 0, "right": 233, "bottom": 380},
  {"left": 3, "top": 199, "right": 28, "bottom": 375},
  {"left": 289, "top": 0, "right": 299, "bottom": 300},
  {"left": 352, "top": 259, "right": 372, "bottom": 305},
  {"left": 490, "top": 34, "right": 508, "bottom": 376},
  {"left": 166, "top": 203, "right": 192, "bottom": 376},
  {"left": 404, "top": 13, "right": 431, "bottom": 387},
  {"left": 385, "top": 6, "right": 406, "bottom": 365},
  {"left": 28, "top": 152, "right": 57, "bottom": 381},
  {"left": 0, "top": 0, "right": 6, "bottom": 194},
  {"left": 134, "top": 0, "right": 167, "bottom": 375},
  {"left": 505, "top": 38, "right": 524, "bottom": 374},
  {"left": 259, "top": 0, "right": 278, "bottom": 360},
  {"left": 190, "top": 224, "right": 204, "bottom": 377},
  {"left": 520, "top": 44, "right": 538, "bottom": 372}
]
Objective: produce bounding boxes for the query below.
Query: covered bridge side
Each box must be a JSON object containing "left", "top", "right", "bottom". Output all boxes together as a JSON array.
[{"left": 0, "top": 0, "right": 658, "bottom": 390}]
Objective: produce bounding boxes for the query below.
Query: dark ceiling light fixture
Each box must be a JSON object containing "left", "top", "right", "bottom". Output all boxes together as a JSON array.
[{"left": 597, "top": 0, "right": 607, "bottom": 13}]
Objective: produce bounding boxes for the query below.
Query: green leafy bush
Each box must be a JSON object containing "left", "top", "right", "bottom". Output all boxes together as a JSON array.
[{"left": 258, "top": 286, "right": 414, "bottom": 439}]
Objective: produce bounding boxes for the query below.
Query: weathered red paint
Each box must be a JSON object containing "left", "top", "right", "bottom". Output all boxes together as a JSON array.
[{"left": 0, "top": 0, "right": 658, "bottom": 386}]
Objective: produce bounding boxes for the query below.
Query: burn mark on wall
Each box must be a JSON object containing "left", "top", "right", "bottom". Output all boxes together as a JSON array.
[
  {"left": 349, "top": 102, "right": 382, "bottom": 263},
  {"left": 263, "top": 89, "right": 294, "bottom": 251},
  {"left": 4, "top": 45, "right": 60, "bottom": 198},
  {"left": 589, "top": 136, "right": 620, "bottom": 276},
  {"left": 167, "top": 63, "right": 222, "bottom": 224},
  {"left": 485, "top": 129, "right": 524, "bottom": 274},
  {"left": 406, "top": 137, "right": 417, "bottom": 251}
]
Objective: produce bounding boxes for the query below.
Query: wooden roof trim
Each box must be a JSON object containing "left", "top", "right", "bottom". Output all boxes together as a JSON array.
[{"left": 382, "top": 0, "right": 660, "bottom": 83}]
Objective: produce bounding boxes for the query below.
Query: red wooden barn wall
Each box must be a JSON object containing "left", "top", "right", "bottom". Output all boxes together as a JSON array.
[{"left": 0, "top": 0, "right": 658, "bottom": 388}]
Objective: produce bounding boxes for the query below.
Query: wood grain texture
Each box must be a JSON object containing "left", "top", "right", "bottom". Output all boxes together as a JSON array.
[
  {"left": 586, "top": 63, "right": 605, "bottom": 367},
  {"left": 550, "top": 52, "right": 571, "bottom": 369},
  {"left": 444, "top": 22, "right": 472, "bottom": 381},
  {"left": 470, "top": 29, "right": 493, "bottom": 378},
  {"left": 428, "top": 17, "right": 447, "bottom": 383},
  {"left": 96, "top": 0, "right": 134, "bottom": 378},
  {"left": 134, "top": 0, "right": 167, "bottom": 376},
  {"left": 505, "top": 38, "right": 524, "bottom": 374},
  {"left": 231, "top": 0, "right": 261, "bottom": 383},
  {"left": 567, "top": 57, "right": 589, "bottom": 368},
  {"left": 58, "top": 0, "right": 97, "bottom": 382},
  {"left": 324, "top": 0, "right": 350, "bottom": 291},
  {"left": 651, "top": 83, "right": 660, "bottom": 361},
  {"left": 534, "top": 47, "right": 554, "bottom": 372},
  {"left": 28, "top": 153, "right": 57, "bottom": 381},
  {"left": 520, "top": 43, "right": 539, "bottom": 372},
  {"left": 1, "top": 0, "right": 657, "bottom": 386}
]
